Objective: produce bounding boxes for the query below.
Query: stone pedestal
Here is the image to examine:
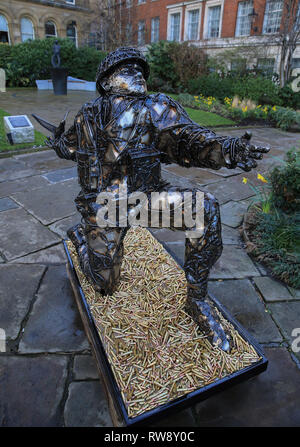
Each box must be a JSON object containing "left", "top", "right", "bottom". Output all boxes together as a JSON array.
[
  {"left": 0, "top": 68, "right": 5, "bottom": 93},
  {"left": 51, "top": 68, "right": 68, "bottom": 95},
  {"left": 4, "top": 115, "right": 34, "bottom": 145}
]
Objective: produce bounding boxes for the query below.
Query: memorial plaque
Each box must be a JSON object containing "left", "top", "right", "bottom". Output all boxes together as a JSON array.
[
  {"left": 8, "top": 116, "right": 30, "bottom": 128},
  {"left": 4, "top": 115, "right": 34, "bottom": 144}
]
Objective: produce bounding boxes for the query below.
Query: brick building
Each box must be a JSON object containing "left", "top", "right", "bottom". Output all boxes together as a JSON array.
[
  {"left": 0, "top": 0, "right": 97, "bottom": 47},
  {"left": 130, "top": 0, "right": 300, "bottom": 74}
]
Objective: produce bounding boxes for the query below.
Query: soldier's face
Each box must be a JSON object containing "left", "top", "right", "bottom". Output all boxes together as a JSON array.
[{"left": 105, "top": 63, "right": 147, "bottom": 95}]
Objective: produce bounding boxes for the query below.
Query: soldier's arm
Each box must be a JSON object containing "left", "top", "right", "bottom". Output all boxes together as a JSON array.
[
  {"left": 47, "top": 123, "right": 78, "bottom": 161},
  {"left": 151, "top": 94, "right": 269, "bottom": 171}
]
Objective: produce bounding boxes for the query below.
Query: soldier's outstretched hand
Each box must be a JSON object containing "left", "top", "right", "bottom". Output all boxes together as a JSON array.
[{"left": 233, "top": 131, "right": 270, "bottom": 172}]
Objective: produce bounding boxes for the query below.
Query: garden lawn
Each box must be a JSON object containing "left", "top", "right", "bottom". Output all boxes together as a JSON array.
[
  {"left": 152, "top": 92, "right": 236, "bottom": 127},
  {"left": 184, "top": 107, "right": 235, "bottom": 127},
  {"left": 0, "top": 108, "right": 46, "bottom": 153}
]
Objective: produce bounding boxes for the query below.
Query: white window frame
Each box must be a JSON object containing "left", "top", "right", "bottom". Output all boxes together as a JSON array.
[
  {"left": 262, "top": 0, "right": 283, "bottom": 34},
  {"left": 167, "top": 7, "right": 183, "bottom": 42},
  {"left": 203, "top": 0, "right": 224, "bottom": 39},
  {"left": 66, "top": 0, "right": 75, "bottom": 4},
  {"left": 151, "top": 16, "right": 160, "bottom": 43},
  {"left": 20, "top": 17, "right": 35, "bottom": 42},
  {"left": 257, "top": 57, "right": 275, "bottom": 75},
  {"left": 137, "top": 20, "right": 146, "bottom": 45},
  {"left": 137, "top": 0, "right": 146, "bottom": 4},
  {"left": 67, "top": 23, "right": 77, "bottom": 47},
  {"left": 45, "top": 20, "right": 57, "bottom": 38},
  {"left": 184, "top": 3, "right": 202, "bottom": 41},
  {"left": 0, "top": 14, "right": 10, "bottom": 44},
  {"left": 235, "top": 0, "right": 253, "bottom": 37}
]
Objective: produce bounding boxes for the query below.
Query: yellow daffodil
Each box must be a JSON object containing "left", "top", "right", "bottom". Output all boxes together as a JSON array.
[
  {"left": 257, "top": 173, "right": 268, "bottom": 183},
  {"left": 242, "top": 177, "right": 248, "bottom": 184},
  {"left": 242, "top": 106, "right": 248, "bottom": 112},
  {"left": 272, "top": 106, "right": 277, "bottom": 111}
]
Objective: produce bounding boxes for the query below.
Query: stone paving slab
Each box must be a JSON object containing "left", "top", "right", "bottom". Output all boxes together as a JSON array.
[
  {"left": 202, "top": 174, "right": 255, "bottom": 205},
  {"left": 0, "top": 264, "right": 45, "bottom": 340},
  {"left": 19, "top": 265, "right": 90, "bottom": 353},
  {"left": 11, "top": 243, "right": 66, "bottom": 264},
  {"left": 253, "top": 277, "right": 294, "bottom": 302},
  {"left": 43, "top": 166, "right": 77, "bottom": 184},
  {"left": 0, "top": 197, "right": 19, "bottom": 212},
  {"left": 73, "top": 355, "right": 99, "bottom": 380},
  {"left": 221, "top": 225, "right": 241, "bottom": 245},
  {"left": 0, "top": 157, "right": 39, "bottom": 182},
  {"left": 162, "top": 164, "right": 224, "bottom": 185},
  {"left": 205, "top": 166, "right": 241, "bottom": 177},
  {"left": 149, "top": 228, "right": 185, "bottom": 243},
  {"left": 267, "top": 302, "right": 300, "bottom": 349},
  {"left": 0, "top": 207, "right": 60, "bottom": 261},
  {"left": 15, "top": 150, "right": 75, "bottom": 173},
  {"left": 162, "top": 241, "right": 185, "bottom": 267},
  {"left": 0, "top": 355, "right": 68, "bottom": 427},
  {"left": 12, "top": 178, "right": 80, "bottom": 225},
  {"left": 161, "top": 169, "right": 199, "bottom": 190},
  {"left": 194, "top": 347, "right": 300, "bottom": 427},
  {"left": 0, "top": 174, "right": 50, "bottom": 198},
  {"left": 208, "top": 279, "right": 282, "bottom": 343},
  {"left": 288, "top": 287, "right": 300, "bottom": 299},
  {"left": 210, "top": 246, "right": 260, "bottom": 279},
  {"left": 64, "top": 381, "right": 112, "bottom": 427},
  {"left": 48, "top": 213, "right": 81, "bottom": 239},
  {"left": 220, "top": 200, "right": 249, "bottom": 228}
]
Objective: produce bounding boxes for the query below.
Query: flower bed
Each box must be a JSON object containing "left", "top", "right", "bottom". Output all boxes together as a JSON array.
[
  {"left": 241, "top": 151, "right": 300, "bottom": 289},
  {"left": 176, "top": 93, "right": 300, "bottom": 131}
]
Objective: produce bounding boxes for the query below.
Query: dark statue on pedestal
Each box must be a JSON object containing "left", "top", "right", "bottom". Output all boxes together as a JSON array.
[
  {"left": 50, "top": 40, "right": 67, "bottom": 95},
  {"left": 51, "top": 40, "right": 61, "bottom": 68},
  {"left": 33, "top": 47, "right": 269, "bottom": 352}
]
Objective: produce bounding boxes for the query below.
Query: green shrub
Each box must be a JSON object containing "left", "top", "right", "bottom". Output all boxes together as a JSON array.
[
  {"left": 233, "top": 76, "right": 282, "bottom": 106},
  {"left": 187, "top": 74, "right": 235, "bottom": 101},
  {"left": 3, "top": 38, "right": 106, "bottom": 87},
  {"left": 252, "top": 210, "right": 300, "bottom": 288},
  {"left": 177, "top": 93, "right": 198, "bottom": 108},
  {"left": 269, "top": 149, "right": 300, "bottom": 214},
  {"left": 278, "top": 83, "right": 300, "bottom": 110},
  {"left": 270, "top": 107, "right": 300, "bottom": 130},
  {"left": 147, "top": 41, "right": 207, "bottom": 92},
  {"left": 187, "top": 73, "right": 300, "bottom": 110},
  {"left": 146, "top": 41, "right": 180, "bottom": 93},
  {"left": 0, "top": 43, "right": 12, "bottom": 67},
  {"left": 167, "top": 42, "right": 207, "bottom": 90}
]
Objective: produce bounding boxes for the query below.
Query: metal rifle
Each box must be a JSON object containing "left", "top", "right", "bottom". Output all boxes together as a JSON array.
[{"left": 32, "top": 111, "right": 69, "bottom": 139}]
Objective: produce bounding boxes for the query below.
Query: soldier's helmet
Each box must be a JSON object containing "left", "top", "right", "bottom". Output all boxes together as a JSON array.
[{"left": 96, "top": 47, "right": 150, "bottom": 93}]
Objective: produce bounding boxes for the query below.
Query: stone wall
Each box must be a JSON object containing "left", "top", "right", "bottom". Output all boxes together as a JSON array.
[{"left": 0, "top": 0, "right": 93, "bottom": 46}]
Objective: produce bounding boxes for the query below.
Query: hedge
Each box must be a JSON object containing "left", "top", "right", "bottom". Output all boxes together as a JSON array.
[{"left": 0, "top": 38, "right": 106, "bottom": 87}]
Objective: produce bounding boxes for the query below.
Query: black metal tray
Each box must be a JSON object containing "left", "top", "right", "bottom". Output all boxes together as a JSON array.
[{"left": 63, "top": 240, "right": 268, "bottom": 427}]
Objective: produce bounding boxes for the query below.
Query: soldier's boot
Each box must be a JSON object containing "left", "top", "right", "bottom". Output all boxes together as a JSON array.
[
  {"left": 185, "top": 282, "right": 232, "bottom": 352},
  {"left": 67, "top": 223, "right": 94, "bottom": 286}
]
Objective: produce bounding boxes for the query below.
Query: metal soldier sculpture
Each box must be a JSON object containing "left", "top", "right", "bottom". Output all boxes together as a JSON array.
[{"left": 33, "top": 47, "right": 269, "bottom": 352}]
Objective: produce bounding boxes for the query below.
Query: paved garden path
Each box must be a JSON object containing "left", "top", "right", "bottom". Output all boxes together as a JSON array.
[{"left": 0, "top": 90, "right": 299, "bottom": 426}]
